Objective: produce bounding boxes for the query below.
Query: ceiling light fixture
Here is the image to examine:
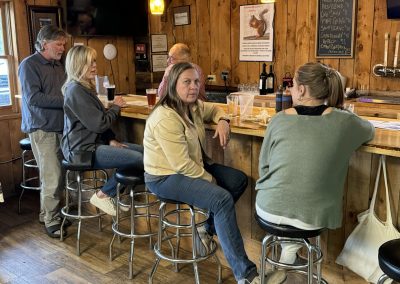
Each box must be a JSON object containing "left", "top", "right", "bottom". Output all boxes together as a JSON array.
[
  {"left": 150, "top": 0, "right": 165, "bottom": 15},
  {"left": 260, "top": 0, "right": 276, "bottom": 3}
]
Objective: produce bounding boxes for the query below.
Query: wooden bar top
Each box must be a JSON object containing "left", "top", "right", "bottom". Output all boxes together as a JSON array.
[{"left": 110, "top": 94, "right": 400, "bottom": 157}]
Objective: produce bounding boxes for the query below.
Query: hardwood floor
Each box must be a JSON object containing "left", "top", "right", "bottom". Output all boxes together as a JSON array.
[
  {"left": 0, "top": 191, "right": 394, "bottom": 284},
  {"left": 0, "top": 191, "right": 236, "bottom": 284}
]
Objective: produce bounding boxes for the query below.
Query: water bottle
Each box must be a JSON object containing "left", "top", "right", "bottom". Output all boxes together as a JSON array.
[{"left": 275, "top": 85, "right": 283, "bottom": 112}]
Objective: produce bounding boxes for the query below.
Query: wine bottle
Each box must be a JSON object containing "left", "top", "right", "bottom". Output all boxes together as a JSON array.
[
  {"left": 259, "top": 63, "right": 267, "bottom": 95},
  {"left": 266, "top": 64, "right": 275, "bottom": 94}
]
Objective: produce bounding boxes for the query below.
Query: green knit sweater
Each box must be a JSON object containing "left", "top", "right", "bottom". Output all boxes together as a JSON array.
[{"left": 255, "top": 109, "right": 375, "bottom": 229}]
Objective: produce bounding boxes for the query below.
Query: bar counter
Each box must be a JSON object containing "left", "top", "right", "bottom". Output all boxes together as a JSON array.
[{"left": 114, "top": 95, "right": 400, "bottom": 282}]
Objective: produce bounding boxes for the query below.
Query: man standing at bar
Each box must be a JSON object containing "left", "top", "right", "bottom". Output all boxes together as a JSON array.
[
  {"left": 157, "top": 43, "right": 207, "bottom": 100},
  {"left": 18, "top": 25, "right": 67, "bottom": 238}
]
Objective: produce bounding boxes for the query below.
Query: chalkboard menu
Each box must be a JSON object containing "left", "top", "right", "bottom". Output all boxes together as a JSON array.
[{"left": 316, "top": 0, "right": 356, "bottom": 58}]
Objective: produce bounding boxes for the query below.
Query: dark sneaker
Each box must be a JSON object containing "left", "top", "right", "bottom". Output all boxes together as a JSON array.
[{"left": 195, "top": 225, "right": 214, "bottom": 256}]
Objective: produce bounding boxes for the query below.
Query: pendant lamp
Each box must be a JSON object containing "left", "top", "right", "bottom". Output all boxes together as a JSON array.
[{"left": 150, "top": 0, "right": 165, "bottom": 15}]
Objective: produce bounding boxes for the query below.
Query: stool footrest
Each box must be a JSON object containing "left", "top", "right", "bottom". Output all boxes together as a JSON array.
[
  {"left": 153, "top": 239, "right": 218, "bottom": 264},
  {"left": 61, "top": 206, "right": 105, "bottom": 220}
]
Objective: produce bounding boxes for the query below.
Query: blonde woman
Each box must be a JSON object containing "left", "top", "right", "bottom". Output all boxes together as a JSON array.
[{"left": 61, "top": 45, "right": 143, "bottom": 216}]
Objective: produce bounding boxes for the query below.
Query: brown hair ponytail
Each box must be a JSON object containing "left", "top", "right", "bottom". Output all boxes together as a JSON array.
[{"left": 296, "top": 62, "right": 344, "bottom": 109}]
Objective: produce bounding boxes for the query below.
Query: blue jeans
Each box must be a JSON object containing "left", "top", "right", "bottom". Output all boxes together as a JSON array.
[
  {"left": 93, "top": 142, "right": 143, "bottom": 197},
  {"left": 146, "top": 163, "right": 256, "bottom": 281}
]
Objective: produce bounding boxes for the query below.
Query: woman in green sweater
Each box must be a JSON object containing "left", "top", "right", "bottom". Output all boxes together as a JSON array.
[{"left": 256, "top": 62, "right": 375, "bottom": 264}]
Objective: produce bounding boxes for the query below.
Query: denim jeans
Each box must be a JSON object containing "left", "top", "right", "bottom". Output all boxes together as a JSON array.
[
  {"left": 93, "top": 142, "right": 143, "bottom": 197},
  {"left": 29, "top": 130, "right": 64, "bottom": 227},
  {"left": 146, "top": 163, "right": 257, "bottom": 281}
]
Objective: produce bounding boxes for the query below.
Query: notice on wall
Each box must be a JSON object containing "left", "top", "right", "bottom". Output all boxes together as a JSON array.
[
  {"left": 239, "top": 4, "right": 274, "bottom": 62},
  {"left": 316, "top": 0, "right": 355, "bottom": 58},
  {"left": 152, "top": 54, "right": 168, "bottom": 72}
]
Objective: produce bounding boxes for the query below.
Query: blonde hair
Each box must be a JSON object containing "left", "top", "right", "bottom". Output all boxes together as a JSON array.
[
  {"left": 62, "top": 45, "right": 97, "bottom": 94},
  {"left": 295, "top": 62, "right": 344, "bottom": 108}
]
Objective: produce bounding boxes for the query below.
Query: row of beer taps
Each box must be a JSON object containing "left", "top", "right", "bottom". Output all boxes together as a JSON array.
[{"left": 373, "top": 32, "right": 400, "bottom": 78}]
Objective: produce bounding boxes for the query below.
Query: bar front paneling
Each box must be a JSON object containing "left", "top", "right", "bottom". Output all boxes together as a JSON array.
[{"left": 115, "top": 96, "right": 400, "bottom": 278}]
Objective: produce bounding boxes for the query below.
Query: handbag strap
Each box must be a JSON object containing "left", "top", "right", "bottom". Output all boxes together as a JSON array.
[{"left": 369, "top": 155, "right": 393, "bottom": 224}]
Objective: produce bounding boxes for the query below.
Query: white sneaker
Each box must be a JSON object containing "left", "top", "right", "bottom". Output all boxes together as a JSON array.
[
  {"left": 90, "top": 193, "right": 116, "bottom": 216},
  {"left": 240, "top": 270, "right": 287, "bottom": 284},
  {"left": 195, "top": 225, "right": 214, "bottom": 256}
]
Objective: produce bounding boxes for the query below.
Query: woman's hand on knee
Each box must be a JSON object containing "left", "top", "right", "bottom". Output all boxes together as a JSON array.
[{"left": 109, "top": 139, "right": 128, "bottom": 148}]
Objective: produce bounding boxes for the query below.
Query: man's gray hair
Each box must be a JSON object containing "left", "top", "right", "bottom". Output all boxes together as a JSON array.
[{"left": 35, "top": 25, "right": 67, "bottom": 52}]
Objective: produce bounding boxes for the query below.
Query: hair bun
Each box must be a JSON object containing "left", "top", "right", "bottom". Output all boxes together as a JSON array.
[{"left": 325, "top": 68, "right": 333, "bottom": 78}]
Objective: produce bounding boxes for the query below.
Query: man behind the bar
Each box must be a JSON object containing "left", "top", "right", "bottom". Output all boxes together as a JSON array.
[
  {"left": 157, "top": 43, "right": 207, "bottom": 100},
  {"left": 18, "top": 25, "right": 68, "bottom": 238}
]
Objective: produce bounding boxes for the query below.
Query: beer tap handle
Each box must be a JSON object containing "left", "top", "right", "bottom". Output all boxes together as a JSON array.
[
  {"left": 384, "top": 33, "right": 390, "bottom": 68},
  {"left": 394, "top": 32, "right": 400, "bottom": 68}
]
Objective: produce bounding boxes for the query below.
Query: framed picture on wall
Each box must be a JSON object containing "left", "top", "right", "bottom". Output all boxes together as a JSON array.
[
  {"left": 151, "top": 34, "right": 168, "bottom": 53},
  {"left": 173, "top": 5, "right": 191, "bottom": 26},
  {"left": 27, "top": 5, "right": 62, "bottom": 54}
]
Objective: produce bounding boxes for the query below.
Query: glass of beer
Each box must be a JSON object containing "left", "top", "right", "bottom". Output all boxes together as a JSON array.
[
  {"left": 146, "top": 88, "right": 157, "bottom": 108},
  {"left": 106, "top": 84, "right": 116, "bottom": 102}
]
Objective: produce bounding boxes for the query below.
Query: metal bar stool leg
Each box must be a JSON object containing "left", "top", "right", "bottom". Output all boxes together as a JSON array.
[
  {"left": 76, "top": 172, "right": 82, "bottom": 256},
  {"left": 213, "top": 253, "right": 223, "bottom": 284},
  {"left": 149, "top": 202, "right": 166, "bottom": 284},
  {"left": 316, "top": 235, "right": 322, "bottom": 283},
  {"left": 260, "top": 235, "right": 274, "bottom": 284},
  {"left": 190, "top": 206, "right": 200, "bottom": 284},
  {"left": 305, "top": 239, "right": 313, "bottom": 284},
  {"left": 378, "top": 274, "right": 390, "bottom": 284},
  {"left": 109, "top": 182, "right": 121, "bottom": 261},
  {"left": 129, "top": 187, "right": 135, "bottom": 279},
  {"left": 18, "top": 150, "right": 27, "bottom": 214},
  {"left": 174, "top": 203, "right": 181, "bottom": 272},
  {"left": 145, "top": 186, "right": 153, "bottom": 249}
]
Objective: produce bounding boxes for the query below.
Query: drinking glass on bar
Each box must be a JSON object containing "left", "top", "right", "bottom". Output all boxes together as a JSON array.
[
  {"left": 146, "top": 88, "right": 157, "bottom": 108},
  {"left": 106, "top": 84, "right": 116, "bottom": 102},
  {"left": 226, "top": 94, "right": 239, "bottom": 118}
]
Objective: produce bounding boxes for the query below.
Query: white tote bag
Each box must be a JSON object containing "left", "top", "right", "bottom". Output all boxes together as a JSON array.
[{"left": 336, "top": 155, "right": 400, "bottom": 283}]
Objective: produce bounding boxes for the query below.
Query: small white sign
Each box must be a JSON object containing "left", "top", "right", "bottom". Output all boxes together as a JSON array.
[{"left": 152, "top": 54, "right": 168, "bottom": 72}]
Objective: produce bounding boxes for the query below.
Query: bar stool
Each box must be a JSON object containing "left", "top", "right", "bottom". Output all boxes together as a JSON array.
[
  {"left": 19, "top": 138, "right": 40, "bottom": 213},
  {"left": 149, "top": 197, "right": 222, "bottom": 284},
  {"left": 60, "top": 159, "right": 108, "bottom": 255},
  {"left": 377, "top": 239, "right": 400, "bottom": 283},
  {"left": 109, "top": 167, "right": 159, "bottom": 279},
  {"left": 255, "top": 213, "right": 327, "bottom": 284}
]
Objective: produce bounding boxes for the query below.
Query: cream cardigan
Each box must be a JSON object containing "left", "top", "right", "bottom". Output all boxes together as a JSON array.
[{"left": 144, "top": 101, "right": 225, "bottom": 182}]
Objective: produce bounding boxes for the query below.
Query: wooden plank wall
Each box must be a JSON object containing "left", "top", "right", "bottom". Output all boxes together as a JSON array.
[
  {"left": 15, "top": 0, "right": 136, "bottom": 95},
  {"left": 150, "top": 0, "right": 400, "bottom": 92},
  {"left": 1, "top": 0, "right": 136, "bottom": 197}
]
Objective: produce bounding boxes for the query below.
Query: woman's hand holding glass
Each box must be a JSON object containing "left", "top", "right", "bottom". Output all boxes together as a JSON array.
[
  {"left": 113, "top": 96, "right": 127, "bottom": 108},
  {"left": 214, "top": 120, "right": 230, "bottom": 149}
]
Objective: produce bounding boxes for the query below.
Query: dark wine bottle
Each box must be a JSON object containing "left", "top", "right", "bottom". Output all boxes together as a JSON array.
[
  {"left": 266, "top": 64, "right": 275, "bottom": 94},
  {"left": 259, "top": 63, "right": 267, "bottom": 95}
]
